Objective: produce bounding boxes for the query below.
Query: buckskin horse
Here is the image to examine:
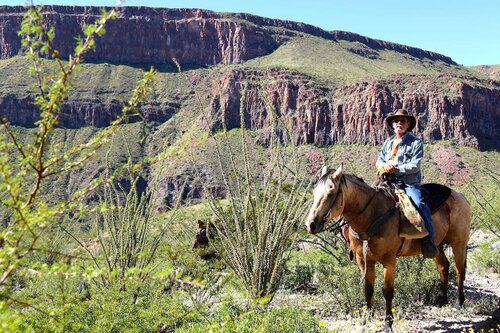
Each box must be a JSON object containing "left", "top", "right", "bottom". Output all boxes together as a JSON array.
[{"left": 305, "top": 165, "right": 471, "bottom": 327}]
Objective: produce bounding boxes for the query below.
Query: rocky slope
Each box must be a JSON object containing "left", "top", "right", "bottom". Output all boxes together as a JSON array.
[
  {"left": 0, "top": 6, "right": 498, "bottom": 150},
  {"left": 0, "top": 6, "right": 456, "bottom": 66},
  {"left": 469, "top": 65, "right": 500, "bottom": 81}
]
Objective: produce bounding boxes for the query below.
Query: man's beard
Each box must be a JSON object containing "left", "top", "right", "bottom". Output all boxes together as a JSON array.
[{"left": 394, "top": 126, "right": 407, "bottom": 137}]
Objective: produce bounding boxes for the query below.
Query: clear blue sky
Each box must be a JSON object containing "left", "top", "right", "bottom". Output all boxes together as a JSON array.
[{"left": 2, "top": 0, "right": 499, "bottom": 66}]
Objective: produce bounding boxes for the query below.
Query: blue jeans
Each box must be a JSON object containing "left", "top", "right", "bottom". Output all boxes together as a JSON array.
[{"left": 405, "top": 185, "right": 435, "bottom": 242}]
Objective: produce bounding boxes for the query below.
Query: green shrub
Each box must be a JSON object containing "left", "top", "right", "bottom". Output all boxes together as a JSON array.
[
  {"left": 282, "top": 260, "right": 316, "bottom": 292},
  {"left": 471, "top": 241, "right": 500, "bottom": 274},
  {"left": 177, "top": 300, "right": 327, "bottom": 333},
  {"left": 203, "top": 93, "right": 314, "bottom": 299},
  {"left": 313, "top": 250, "right": 365, "bottom": 314},
  {"left": 15, "top": 276, "right": 205, "bottom": 332},
  {"left": 394, "top": 256, "right": 441, "bottom": 306},
  {"left": 0, "top": 7, "right": 157, "bottom": 325},
  {"left": 284, "top": 245, "right": 447, "bottom": 315}
]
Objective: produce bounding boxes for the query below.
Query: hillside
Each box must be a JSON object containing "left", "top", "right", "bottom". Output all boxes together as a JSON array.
[
  {"left": 0, "top": 5, "right": 498, "bottom": 207},
  {"left": 469, "top": 64, "right": 500, "bottom": 80},
  {"left": 0, "top": 6, "right": 498, "bottom": 150}
]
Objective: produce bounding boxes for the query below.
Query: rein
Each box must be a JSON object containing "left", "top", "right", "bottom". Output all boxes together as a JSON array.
[
  {"left": 323, "top": 174, "right": 398, "bottom": 240},
  {"left": 324, "top": 216, "right": 349, "bottom": 233}
]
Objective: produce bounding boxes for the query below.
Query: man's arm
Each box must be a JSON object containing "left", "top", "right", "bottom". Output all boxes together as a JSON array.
[{"left": 394, "top": 139, "right": 423, "bottom": 176}]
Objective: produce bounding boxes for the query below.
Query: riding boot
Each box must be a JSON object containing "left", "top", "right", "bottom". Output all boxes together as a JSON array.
[{"left": 421, "top": 236, "right": 438, "bottom": 258}]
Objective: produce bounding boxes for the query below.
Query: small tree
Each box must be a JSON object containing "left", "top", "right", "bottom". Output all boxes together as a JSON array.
[{"left": 0, "top": 6, "right": 157, "bottom": 319}]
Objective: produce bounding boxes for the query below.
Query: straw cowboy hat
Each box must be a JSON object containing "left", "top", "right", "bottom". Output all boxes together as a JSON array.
[{"left": 385, "top": 109, "right": 416, "bottom": 132}]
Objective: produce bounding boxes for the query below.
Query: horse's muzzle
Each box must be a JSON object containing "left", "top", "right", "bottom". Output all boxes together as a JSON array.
[{"left": 306, "top": 219, "right": 324, "bottom": 234}]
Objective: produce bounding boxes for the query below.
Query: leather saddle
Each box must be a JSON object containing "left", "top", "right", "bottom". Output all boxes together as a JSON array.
[
  {"left": 420, "top": 183, "right": 452, "bottom": 213},
  {"left": 377, "top": 175, "right": 452, "bottom": 212}
]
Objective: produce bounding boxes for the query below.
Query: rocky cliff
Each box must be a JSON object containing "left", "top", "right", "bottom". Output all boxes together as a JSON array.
[
  {"left": 0, "top": 94, "right": 182, "bottom": 128},
  {"left": 0, "top": 5, "right": 498, "bottom": 150},
  {"left": 208, "top": 69, "right": 499, "bottom": 149},
  {"left": 0, "top": 5, "right": 455, "bottom": 66}
]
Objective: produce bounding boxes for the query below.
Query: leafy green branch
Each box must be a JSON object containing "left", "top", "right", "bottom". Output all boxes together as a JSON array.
[{"left": 0, "top": 6, "right": 157, "bottom": 297}]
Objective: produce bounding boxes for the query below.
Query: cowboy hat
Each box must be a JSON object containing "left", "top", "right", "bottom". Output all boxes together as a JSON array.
[{"left": 385, "top": 109, "right": 416, "bottom": 132}]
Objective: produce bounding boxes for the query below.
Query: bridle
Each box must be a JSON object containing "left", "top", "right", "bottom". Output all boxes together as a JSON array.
[
  {"left": 320, "top": 175, "right": 347, "bottom": 233},
  {"left": 319, "top": 174, "right": 394, "bottom": 237}
]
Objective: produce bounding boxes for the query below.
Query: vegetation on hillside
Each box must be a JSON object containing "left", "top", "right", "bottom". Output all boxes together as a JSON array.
[{"left": 245, "top": 36, "right": 475, "bottom": 84}]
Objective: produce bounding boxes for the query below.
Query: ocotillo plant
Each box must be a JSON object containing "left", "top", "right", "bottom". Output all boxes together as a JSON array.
[{"left": 202, "top": 87, "right": 315, "bottom": 299}]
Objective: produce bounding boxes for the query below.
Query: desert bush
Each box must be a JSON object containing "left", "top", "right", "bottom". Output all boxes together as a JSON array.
[
  {"left": 393, "top": 256, "right": 441, "bottom": 306},
  {"left": 471, "top": 241, "right": 500, "bottom": 274},
  {"left": 284, "top": 243, "right": 444, "bottom": 316},
  {"left": 312, "top": 249, "right": 365, "bottom": 314},
  {"left": 79, "top": 172, "right": 172, "bottom": 279},
  {"left": 462, "top": 167, "right": 499, "bottom": 236},
  {"left": 14, "top": 276, "right": 202, "bottom": 332},
  {"left": 202, "top": 92, "right": 314, "bottom": 299},
  {"left": 282, "top": 258, "right": 316, "bottom": 292},
  {"left": 177, "top": 299, "right": 327, "bottom": 333}
]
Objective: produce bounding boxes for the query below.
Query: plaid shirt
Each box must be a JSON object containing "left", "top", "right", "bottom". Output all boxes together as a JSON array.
[{"left": 376, "top": 132, "right": 424, "bottom": 186}]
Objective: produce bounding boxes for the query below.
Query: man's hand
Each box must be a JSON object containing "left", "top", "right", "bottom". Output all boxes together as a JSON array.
[{"left": 384, "top": 162, "right": 397, "bottom": 173}]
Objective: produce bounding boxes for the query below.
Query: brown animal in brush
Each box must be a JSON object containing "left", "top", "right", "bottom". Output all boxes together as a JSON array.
[{"left": 191, "top": 220, "right": 218, "bottom": 260}]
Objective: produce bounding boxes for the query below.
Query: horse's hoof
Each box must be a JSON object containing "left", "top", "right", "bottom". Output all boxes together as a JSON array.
[
  {"left": 383, "top": 319, "right": 393, "bottom": 332},
  {"left": 362, "top": 309, "right": 374, "bottom": 325},
  {"left": 454, "top": 299, "right": 464, "bottom": 309},
  {"left": 436, "top": 295, "right": 448, "bottom": 307}
]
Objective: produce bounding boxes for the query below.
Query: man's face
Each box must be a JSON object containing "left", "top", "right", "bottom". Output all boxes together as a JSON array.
[{"left": 392, "top": 117, "right": 409, "bottom": 136}]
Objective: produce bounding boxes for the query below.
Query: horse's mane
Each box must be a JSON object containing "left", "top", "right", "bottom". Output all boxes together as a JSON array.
[
  {"left": 344, "top": 173, "right": 372, "bottom": 190},
  {"left": 318, "top": 169, "right": 372, "bottom": 190}
]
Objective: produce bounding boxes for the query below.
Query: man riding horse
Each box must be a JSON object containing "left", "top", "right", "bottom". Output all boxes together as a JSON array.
[
  {"left": 376, "top": 109, "right": 438, "bottom": 258},
  {"left": 306, "top": 108, "right": 471, "bottom": 327}
]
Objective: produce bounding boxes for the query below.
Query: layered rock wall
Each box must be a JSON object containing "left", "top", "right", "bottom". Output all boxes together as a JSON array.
[
  {"left": 0, "top": 6, "right": 455, "bottom": 66},
  {"left": 0, "top": 6, "right": 280, "bottom": 66},
  {"left": 0, "top": 6, "right": 497, "bottom": 149},
  {"left": 208, "top": 69, "right": 499, "bottom": 149},
  {"left": 0, "top": 94, "right": 180, "bottom": 127}
]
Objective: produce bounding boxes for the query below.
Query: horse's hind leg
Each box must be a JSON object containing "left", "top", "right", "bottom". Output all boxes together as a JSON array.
[
  {"left": 434, "top": 246, "right": 450, "bottom": 306},
  {"left": 450, "top": 241, "right": 467, "bottom": 307}
]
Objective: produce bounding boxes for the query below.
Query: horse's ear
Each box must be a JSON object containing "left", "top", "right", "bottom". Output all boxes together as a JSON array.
[
  {"left": 332, "top": 163, "right": 343, "bottom": 179},
  {"left": 321, "top": 166, "right": 330, "bottom": 177},
  {"left": 197, "top": 220, "right": 205, "bottom": 229}
]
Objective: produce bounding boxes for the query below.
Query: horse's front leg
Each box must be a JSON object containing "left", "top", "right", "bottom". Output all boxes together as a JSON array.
[
  {"left": 355, "top": 254, "right": 376, "bottom": 311},
  {"left": 382, "top": 258, "right": 396, "bottom": 328}
]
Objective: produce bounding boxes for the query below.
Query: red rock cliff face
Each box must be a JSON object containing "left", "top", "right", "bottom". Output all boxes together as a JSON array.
[
  {"left": 1, "top": 6, "right": 497, "bottom": 149},
  {"left": 0, "top": 6, "right": 456, "bottom": 66},
  {"left": 0, "top": 94, "right": 182, "bottom": 128},
  {"left": 0, "top": 6, "right": 281, "bottom": 66},
  {"left": 208, "top": 69, "right": 499, "bottom": 149}
]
